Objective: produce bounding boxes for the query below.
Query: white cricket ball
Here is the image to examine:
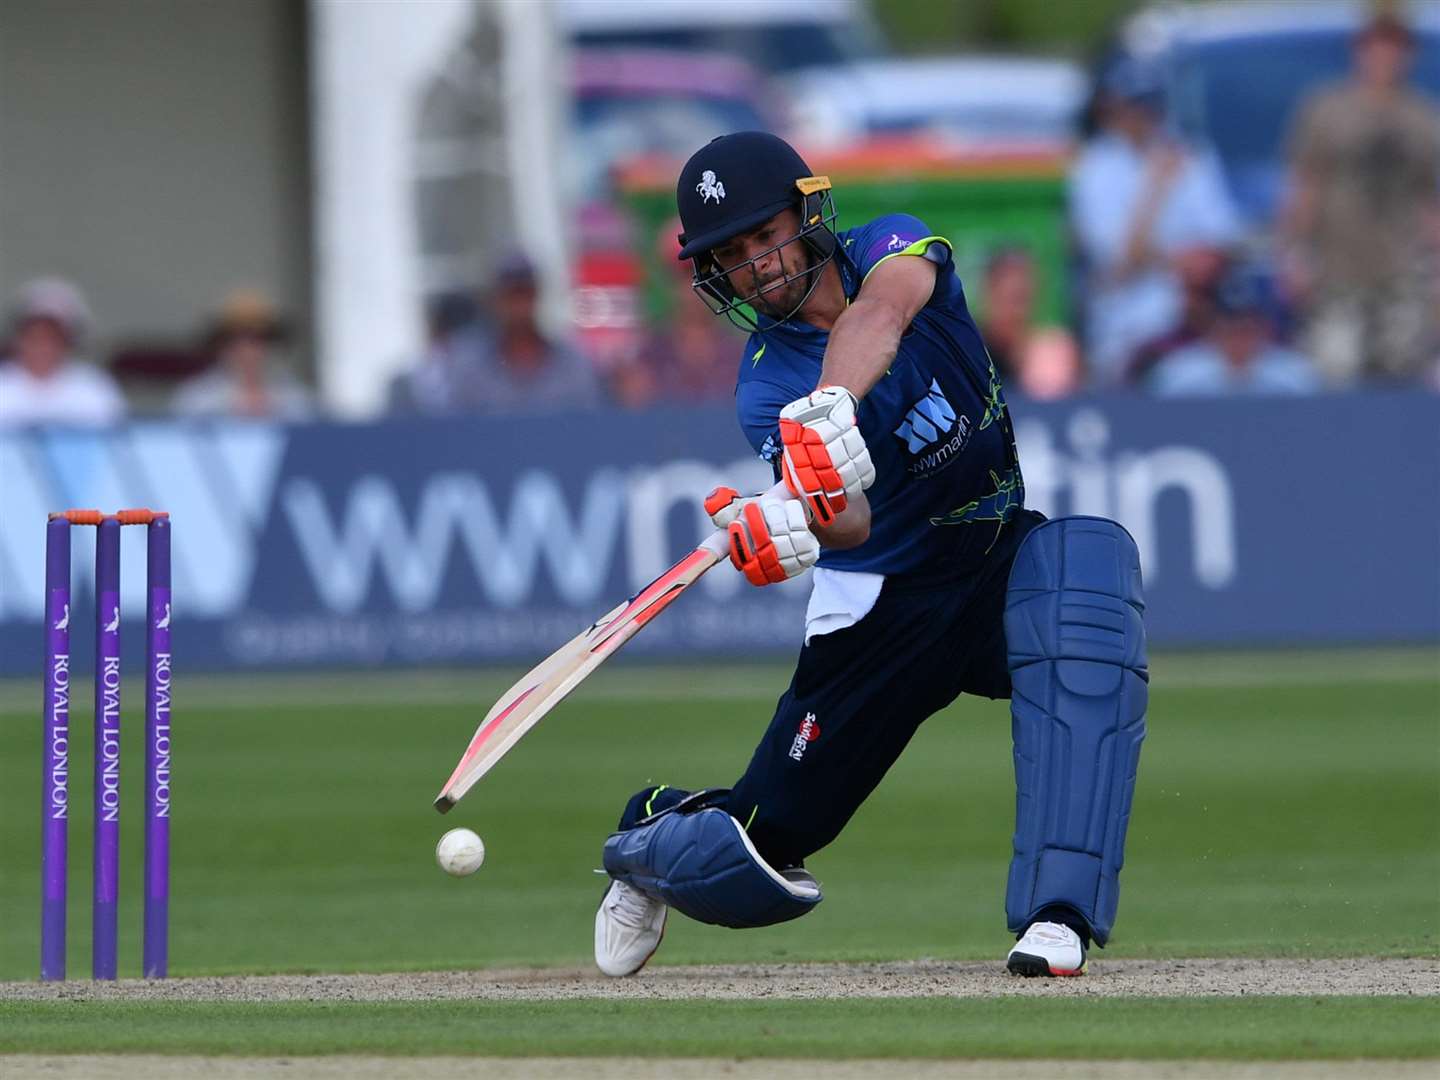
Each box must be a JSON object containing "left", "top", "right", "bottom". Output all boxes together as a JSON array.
[{"left": 435, "top": 827, "right": 486, "bottom": 877}]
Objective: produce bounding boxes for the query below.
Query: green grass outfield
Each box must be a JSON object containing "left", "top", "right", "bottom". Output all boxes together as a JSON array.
[
  {"left": 1, "top": 997, "right": 1436, "bottom": 1058},
  {"left": 0, "top": 647, "right": 1435, "bottom": 1060}
]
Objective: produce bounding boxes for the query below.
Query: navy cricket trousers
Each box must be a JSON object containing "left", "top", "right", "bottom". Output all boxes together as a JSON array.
[{"left": 621, "top": 509, "right": 1045, "bottom": 871}]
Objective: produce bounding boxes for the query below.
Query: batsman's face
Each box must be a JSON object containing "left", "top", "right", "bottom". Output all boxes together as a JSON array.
[{"left": 711, "top": 208, "right": 813, "bottom": 319}]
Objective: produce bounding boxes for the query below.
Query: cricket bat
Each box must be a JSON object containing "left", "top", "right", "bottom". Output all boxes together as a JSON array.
[{"left": 433, "top": 480, "right": 788, "bottom": 812}]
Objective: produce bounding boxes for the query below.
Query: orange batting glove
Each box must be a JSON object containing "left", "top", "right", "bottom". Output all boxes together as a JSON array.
[
  {"left": 778, "top": 386, "right": 875, "bottom": 527},
  {"left": 703, "top": 485, "right": 745, "bottom": 529},
  {"left": 704, "top": 486, "right": 818, "bottom": 587}
]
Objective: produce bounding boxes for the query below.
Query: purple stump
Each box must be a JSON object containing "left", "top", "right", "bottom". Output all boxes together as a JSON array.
[
  {"left": 41, "top": 519, "right": 72, "bottom": 982},
  {"left": 144, "top": 516, "right": 172, "bottom": 978},
  {"left": 92, "top": 517, "right": 122, "bottom": 980}
]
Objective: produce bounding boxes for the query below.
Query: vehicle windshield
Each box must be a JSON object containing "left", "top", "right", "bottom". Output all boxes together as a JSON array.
[
  {"left": 572, "top": 93, "right": 769, "bottom": 198},
  {"left": 1171, "top": 30, "right": 1440, "bottom": 221},
  {"left": 573, "top": 22, "right": 881, "bottom": 73}
]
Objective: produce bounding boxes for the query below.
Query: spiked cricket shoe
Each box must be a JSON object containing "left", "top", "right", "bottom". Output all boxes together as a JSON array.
[
  {"left": 595, "top": 879, "right": 667, "bottom": 977},
  {"left": 1006, "top": 920, "right": 1088, "bottom": 977}
]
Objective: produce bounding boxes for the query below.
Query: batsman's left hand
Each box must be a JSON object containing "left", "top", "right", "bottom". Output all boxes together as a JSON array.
[
  {"left": 779, "top": 386, "right": 875, "bottom": 526},
  {"left": 711, "top": 491, "right": 818, "bottom": 587}
]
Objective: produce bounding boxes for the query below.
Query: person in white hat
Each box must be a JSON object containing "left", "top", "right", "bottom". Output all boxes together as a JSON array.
[{"left": 0, "top": 277, "right": 126, "bottom": 427}]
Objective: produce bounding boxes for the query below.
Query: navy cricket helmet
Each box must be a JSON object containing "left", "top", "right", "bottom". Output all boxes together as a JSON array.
[{"left": 675, "top": 131, "right": 838, "bottom": 330}]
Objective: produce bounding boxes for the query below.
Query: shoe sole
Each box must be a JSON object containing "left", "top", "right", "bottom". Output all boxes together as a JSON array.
[{"left": 1006, "top": 950, "right": 1086, "bottom": 977}]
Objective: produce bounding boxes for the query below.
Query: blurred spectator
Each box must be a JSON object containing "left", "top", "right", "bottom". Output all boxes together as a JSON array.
[
  {"left": 1126, "top": 248, "right": 1230, "bottom": 384},
  {"left": 610, "top": 222, "right": 740, "bottom": 408},
  {"left": 0, "top": 277, "right": 126, "bottom": 427},
  {"left": 979, "top": 247, "right": 1082, "bottom": 400},
  {"left": 1069, "top": 60, "right": 1241, "bottom": 383},
  {"left": 1282, "top": 12, "right": 1440, "bottom": 386},
  {"left": 1148, "top": 264, "right": 1319, "bottom": 397},
  {"left": 1016, "top": 330, "right": 1086, "bottom": 401},
  {"left": 173, "top": 290, "right": 313, "bottom": 420},
  {"left": 393, "top": 252, "right": 601, "bottom": 415},
  {"left": 388, "top": 292, "right": 480, "bottom": 412}
]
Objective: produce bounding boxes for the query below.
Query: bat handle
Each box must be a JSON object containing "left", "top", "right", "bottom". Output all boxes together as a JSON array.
[{"left": 697, "top": 479, "right": 793, "bottom": 559}]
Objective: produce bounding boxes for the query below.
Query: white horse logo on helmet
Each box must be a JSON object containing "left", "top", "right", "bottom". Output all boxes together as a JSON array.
[{"left": 696, "top": 170, "right": 726, "bottom": 204}]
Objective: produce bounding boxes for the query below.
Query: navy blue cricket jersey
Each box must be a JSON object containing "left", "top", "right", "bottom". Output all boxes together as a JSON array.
[{"left": 736, "top": 213, "right": 1024, "bottom": 576}]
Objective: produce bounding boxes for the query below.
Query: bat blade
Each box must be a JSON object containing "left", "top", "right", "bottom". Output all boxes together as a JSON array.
[{"left": 433, "top": 535, "right": 728, "bottom": 812}]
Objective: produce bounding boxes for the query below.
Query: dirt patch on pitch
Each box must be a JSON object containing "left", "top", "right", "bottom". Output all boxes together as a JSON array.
[
  {"left": 4, "top": 1057, "right": 1440, "bottom": 1080},
  {"left": 2, "top": 957, "right": 1434, "bottom": 1003}
]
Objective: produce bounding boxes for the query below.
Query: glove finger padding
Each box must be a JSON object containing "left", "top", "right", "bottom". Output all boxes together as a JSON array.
[
  {"left": 779, "top": 387, "right": 876, "bottom": 526},
  {"left": 727, "top": 498, "right": 818, "bottom": 586},
  {"left": 703, "top": 485, "right": 743, "bottom": 529},
  {"left": 779, "top": 419, "right": 844, "bottom": 525}
]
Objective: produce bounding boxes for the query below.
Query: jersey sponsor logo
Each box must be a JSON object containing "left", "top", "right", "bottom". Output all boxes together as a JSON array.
[
  {"left": 788, "top": 712, "right": 820, "bottom": 762},
  {"left": 896, "top": 379, "right": 956, "bottom": 453},
  {"left": 886, "top": 233, "right": 909, "bottom": 251},
  {"left": 895, "top": 378, "right": 974, "bottom": 478},
  {"left": 696, "top": 170, "right": 726, "bottom": 204}
]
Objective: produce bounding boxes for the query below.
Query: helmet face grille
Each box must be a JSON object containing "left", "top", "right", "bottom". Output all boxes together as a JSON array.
[{"left": 688, "top": 188, "right": 839, "bottom": 333}]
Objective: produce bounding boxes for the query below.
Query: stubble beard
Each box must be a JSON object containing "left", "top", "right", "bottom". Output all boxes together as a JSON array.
[{"left": 748, "top": 243, "right": 815, "bottom": 321}]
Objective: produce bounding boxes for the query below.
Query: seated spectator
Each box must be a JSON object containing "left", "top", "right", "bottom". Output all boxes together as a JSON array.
[
  {"left": 979, "top": 247, "right": 1082, "bottom": 400},
  {"left": 1069, "top": 60, "right": 1241, "bottom": 383},
  {"left": 1126, "top": 248, "right": 1229, "bottom": 384},
  {"left": 610, "top": 223, "right": 742, "bottom": 407},
  {"left": 389, "top": 292, "right": 480, "bottom": 412},
  {"left": 0, "top": 278, "right": 126, "bottom": 427},
  {"left": 173, "top": 290, "right": 313, "bottom": 420},
  {"left": 1148, "top": 265, "right": 1319, "bottom": 397},
  {"left": 394, "top": 252, "right": 601, "bottom": 415},
  {"left": 1282, "top": 11, "right": 1440, "bottom": 386}
]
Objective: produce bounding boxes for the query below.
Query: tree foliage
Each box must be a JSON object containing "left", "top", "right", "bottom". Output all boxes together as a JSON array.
[{"left": 874, "top": 0, "right": 1141, "bottom": 56}]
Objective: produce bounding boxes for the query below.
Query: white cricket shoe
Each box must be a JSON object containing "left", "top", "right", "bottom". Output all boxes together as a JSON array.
[
  {"left": 1006, "top": 920, "right": 1088, "bottom": 977},
  {"left": 594, "top": 879, "right": 667, "bottom": 977}
]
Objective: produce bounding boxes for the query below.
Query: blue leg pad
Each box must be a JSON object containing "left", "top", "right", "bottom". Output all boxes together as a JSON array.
[
  {"left": 1004, "top": 516, "right": 1147, "bottom": 946},
  {"left": 603, "top": 807, "right": 822, "bottom": 928}
]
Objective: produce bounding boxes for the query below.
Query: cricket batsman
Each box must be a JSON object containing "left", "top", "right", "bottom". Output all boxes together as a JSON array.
[{"left": 595, "top": 132, "right": 1148, "bottom": 977}]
